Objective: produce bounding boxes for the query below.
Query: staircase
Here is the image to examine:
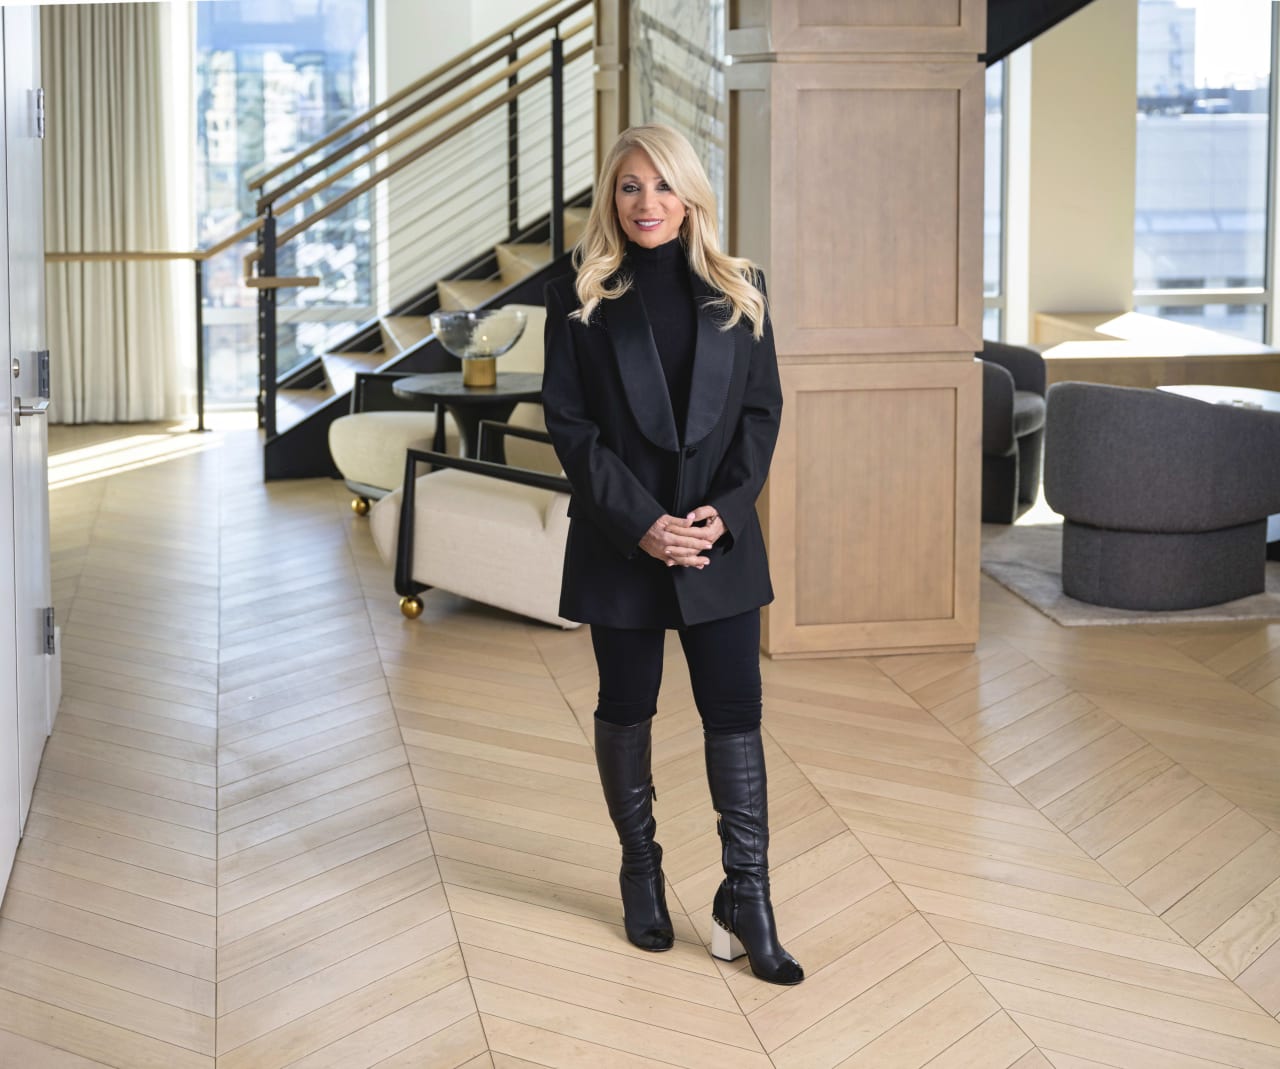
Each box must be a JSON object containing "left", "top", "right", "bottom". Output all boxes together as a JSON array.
[
  {"left": 264, "top": 206, "right": 589, "bottom": 478},
  {"left": 243, "top": 0, "right": 594, "bottom": 479},
  {"left": 245, "top": 0, "right": 1092, "bottom": 479}
]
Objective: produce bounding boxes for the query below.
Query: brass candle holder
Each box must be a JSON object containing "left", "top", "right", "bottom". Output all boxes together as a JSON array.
[
  {"left": 429, "top": 307, "right": 528, "bottom": 388},
  {"left": 462, "top": 356, "right": 497, "bottom": 388}
]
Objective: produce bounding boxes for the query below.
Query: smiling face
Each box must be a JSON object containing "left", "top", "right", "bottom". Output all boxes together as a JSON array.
[{"left": 613, "top": 148, "right": 687, "bottom": 249}]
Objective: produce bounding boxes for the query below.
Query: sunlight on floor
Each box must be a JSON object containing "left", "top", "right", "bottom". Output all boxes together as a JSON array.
[{"left": 47, "top": 412, "right": 255, "bottom": 490}]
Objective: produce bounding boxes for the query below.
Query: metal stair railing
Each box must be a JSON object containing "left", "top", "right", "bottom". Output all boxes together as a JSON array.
[{"left": 250, "top": 0, "right": 594, "bottom": 439}]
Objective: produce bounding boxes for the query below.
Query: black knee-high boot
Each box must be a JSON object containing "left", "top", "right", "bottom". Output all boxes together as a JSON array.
[
  {"left": 595, "top": 717, "right": 674, "bottom": 952},
  {"left": 705, "top": 727, "right": 804, "bottom": 985}
]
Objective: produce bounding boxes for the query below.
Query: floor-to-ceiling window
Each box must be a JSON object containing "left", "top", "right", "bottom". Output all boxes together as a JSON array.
[
  {"left": 984, "top": 60, "right": 1006, "bottom": 340},
  {"left": 1133, "top": 0, "right": 1271, "bottom": 342},
  {"left": 196, "top": 0, "right": 371, "bottom": 408}
]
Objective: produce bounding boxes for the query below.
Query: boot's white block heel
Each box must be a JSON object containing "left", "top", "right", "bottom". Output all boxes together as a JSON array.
[{"left": 711, "top": 917, "right": 745, "bottom": 962}]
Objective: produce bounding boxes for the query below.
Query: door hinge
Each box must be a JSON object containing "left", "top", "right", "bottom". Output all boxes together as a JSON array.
[
  {"left": 42, "top": 607, "right": 55, "bottom": 655},
  {"left": 36, "top": 349, "right": 49, "bottom": 398},
  {"left": 34, "top": 88, "right": 45, "bottom": 140}
]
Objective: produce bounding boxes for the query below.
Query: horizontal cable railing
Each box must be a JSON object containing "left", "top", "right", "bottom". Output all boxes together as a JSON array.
[
  {"left": 374, "top": 140, "right": 595, "bottom": 311},
  {"left": 257, "top": 33, "right": 592, "bottom": 262},
  {"left": 254, "top": 4, "right": 595, "bottom": 436},
  {"left": 274, "top": 65, "right": 593, "bottom": 321},
  {"left": 265, "top": 63, "right": 593, "bottom": 381},
  {"left": 248, "top": 0, "right": 584, "bottom": 197}
]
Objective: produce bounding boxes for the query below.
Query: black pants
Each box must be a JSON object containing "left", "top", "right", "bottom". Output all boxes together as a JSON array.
[{"left": 590, "top": 609, "right": 761, "bottom": 735}]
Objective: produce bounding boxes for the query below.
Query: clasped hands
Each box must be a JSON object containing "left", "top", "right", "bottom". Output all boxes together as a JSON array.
[{"left": 639, "top": 506, "right": 725, "bottom": 569}]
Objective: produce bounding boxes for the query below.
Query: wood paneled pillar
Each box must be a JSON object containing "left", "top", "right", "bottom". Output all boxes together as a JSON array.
[
  {"left": 592, "top": 0, "right": 629, "bottom": 174},
  {"left": 728, "top": 0, "right": 987, "bottom": 658}
]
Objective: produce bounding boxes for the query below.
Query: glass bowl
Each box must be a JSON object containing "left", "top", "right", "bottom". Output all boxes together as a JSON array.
[{"left": 429, "top": 307, "right": 528, "bottom": 386}]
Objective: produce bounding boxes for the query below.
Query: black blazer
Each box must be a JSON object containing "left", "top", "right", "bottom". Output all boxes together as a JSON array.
[{"left": 541, "top": 266, "right": 783, "bottom": 628}]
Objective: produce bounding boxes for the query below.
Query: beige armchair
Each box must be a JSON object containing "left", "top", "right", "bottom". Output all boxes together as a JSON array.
[{"left": 367, "top": 421, "right": 577, "bottom": 628}]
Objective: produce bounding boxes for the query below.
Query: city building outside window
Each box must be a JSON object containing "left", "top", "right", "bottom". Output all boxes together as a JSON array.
[
  {"left": 1134, "top": 0, "right": 1271, "bottom": 342},
  {"left": 197, "top": 0, "right": 371, "bottom": 408}
]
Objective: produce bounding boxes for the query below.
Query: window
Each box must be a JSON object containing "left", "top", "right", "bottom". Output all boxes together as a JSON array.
[
  {"left": 984, "top": 60, "right": 1006, "bottom": 340},
  {"left": 196, "top": 0, "right": 371, "bottom": 406},
  {"left": 1134, "top": 0, "right": 1270, "bottom": 342},
  {"left": 1132, "top": 301, "right": 1264, "bottom": 340}
]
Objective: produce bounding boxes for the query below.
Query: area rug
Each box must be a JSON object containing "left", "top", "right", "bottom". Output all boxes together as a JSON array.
[{"left": 980, "top": 522, "right": 1280, "bottom": 626}]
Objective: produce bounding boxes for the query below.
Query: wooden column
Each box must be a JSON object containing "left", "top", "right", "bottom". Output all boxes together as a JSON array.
[
  {"left": 592, "top": 0, "right": 629, "bottom": 173},
  {"left": 728, "top": 0, "right": 987, "bottom": 658}
]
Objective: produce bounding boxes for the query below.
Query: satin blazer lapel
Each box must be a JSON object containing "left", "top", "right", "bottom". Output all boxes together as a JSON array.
[
  {"left": 603, "top": 283, "right": 680, "bottom": 452},
  {"left": 685, "top": 274, "right": 735, "bottom": 446}
]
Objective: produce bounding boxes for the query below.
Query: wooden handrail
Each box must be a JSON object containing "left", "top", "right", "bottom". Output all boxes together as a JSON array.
[
  {"left": 249, "top": 0, "right": 587, "bottom": 195},
  {"left": 259, "top": 2, "right": 593, "bottom": 212},
  {"left": 46, "top": 250, "right": 201, "bottom": 263},
  {"left": 245, "top": 276, "right": 320, "bottom": 289},
  {"left": 204, "top": 216, "right": 265, "bottom": 258},
  {"left": 47, "top": 212, "right": 268, "bottom": 264},
  {"left": 243, "top": 31, "right": 592, "bottom": 271}
]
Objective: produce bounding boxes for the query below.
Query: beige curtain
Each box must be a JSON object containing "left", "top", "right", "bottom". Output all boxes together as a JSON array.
[{"left": 42, "top": 2, "right": 186, "bottom": 423}]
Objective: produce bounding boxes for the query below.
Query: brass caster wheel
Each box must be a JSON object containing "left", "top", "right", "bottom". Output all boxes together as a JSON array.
[
  {"left": 351, "top": 496, "right": 371, "bottom": 516},
  {"left": 399, "top": 596, "right": 424, "bottom": 620}
]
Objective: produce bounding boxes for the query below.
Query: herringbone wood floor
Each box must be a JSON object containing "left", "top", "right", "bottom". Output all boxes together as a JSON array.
[{"left": 1, "top": 420, "right": 1278, "bottom": 1067}]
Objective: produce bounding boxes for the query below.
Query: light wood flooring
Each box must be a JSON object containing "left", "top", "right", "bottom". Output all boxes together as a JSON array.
[{"left": 2, "top": 419, "right": 1279, "bottom": 1067}]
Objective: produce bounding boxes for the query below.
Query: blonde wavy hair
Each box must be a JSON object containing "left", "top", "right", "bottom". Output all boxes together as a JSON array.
[{"left": 571, "top": 124, "right": 767, "bottom": 339}]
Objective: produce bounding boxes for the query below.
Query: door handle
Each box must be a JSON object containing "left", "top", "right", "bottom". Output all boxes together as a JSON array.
[{"left": 15, "top": 397, "right": 49, "bottom": 426}]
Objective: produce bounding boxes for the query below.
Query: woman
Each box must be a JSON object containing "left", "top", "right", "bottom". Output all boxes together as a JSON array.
[{"left": 541, "top": 124, "right": 802, "bottom": 986}]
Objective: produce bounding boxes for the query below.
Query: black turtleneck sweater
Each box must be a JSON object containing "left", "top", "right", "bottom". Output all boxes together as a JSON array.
[{"left": 626, "top": 238, "right": 696, "bottom": 442}]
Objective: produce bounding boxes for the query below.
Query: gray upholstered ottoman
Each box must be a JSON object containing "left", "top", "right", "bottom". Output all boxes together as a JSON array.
[{"left": 1044, "top": 382, "right": 1280, "bottom": 610}]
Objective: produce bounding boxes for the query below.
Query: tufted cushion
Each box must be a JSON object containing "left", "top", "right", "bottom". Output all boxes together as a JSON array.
[
  {"left": 329, "top": 409, "right": 460, "bottom": 494},
  {"left": 368, "top": 468, "right": 576, "bottom": 628}
]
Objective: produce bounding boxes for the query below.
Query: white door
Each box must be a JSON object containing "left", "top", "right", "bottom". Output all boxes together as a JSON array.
[
  {"left": 0, "top": 16, "right": 16, "bottom": 892},
  {"left": 5, "top": 6, "right": 51, "bottom": 839}
]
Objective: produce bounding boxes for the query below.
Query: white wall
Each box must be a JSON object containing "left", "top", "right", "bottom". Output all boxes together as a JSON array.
[{"left": 1005, "top": 0, "right": 1139, "bottom": 343}]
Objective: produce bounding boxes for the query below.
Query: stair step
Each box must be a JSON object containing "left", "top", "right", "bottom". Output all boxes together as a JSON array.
[
  {"left": 322, "top": 352, "right": 385, "bottom": 396},
  {"left": 496, "top": 242, "right": 553, "bottom": 286},
  {"left": 275, "top": 386, "right": 333, "bottom": 432},
  {"left": 380, "top": 315, "right": 434, "bottom": 354},
  {"left": 563, "top": 206, "right": 589, "bottom": 248},
  {"left": 437, "top": 278, "right": 506, "bottom": 311}
]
